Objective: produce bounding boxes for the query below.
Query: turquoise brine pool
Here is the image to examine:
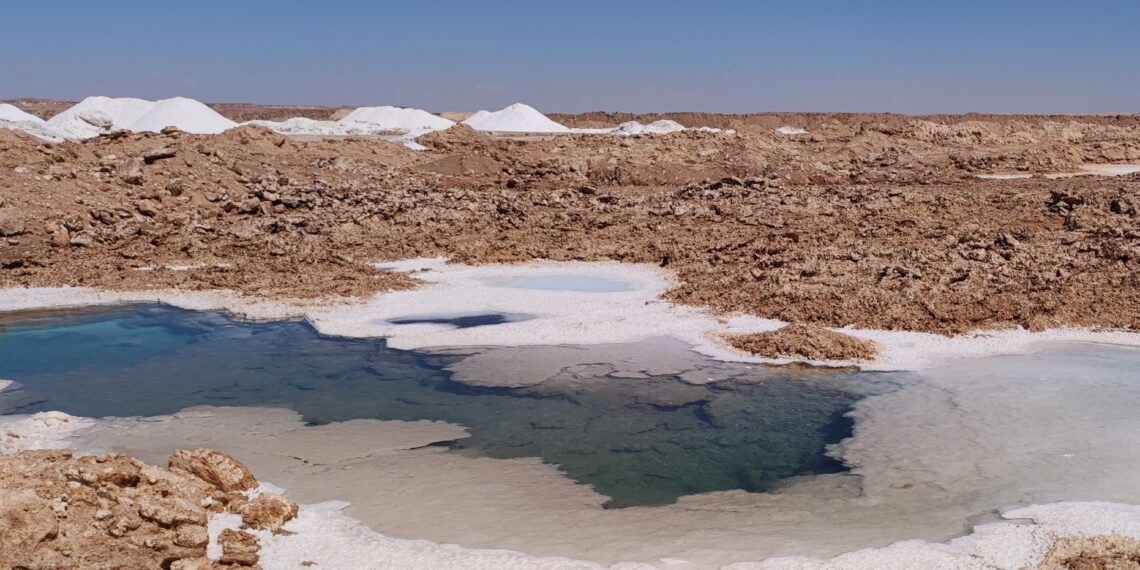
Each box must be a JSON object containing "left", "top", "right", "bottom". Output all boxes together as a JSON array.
[{"left": 0, "top": 304, "right": 880, "bottom": 508}]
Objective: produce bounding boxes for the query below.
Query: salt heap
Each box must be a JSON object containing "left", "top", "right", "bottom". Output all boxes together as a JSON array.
[
  {"left": 338, "top": 106, "right": 454, "bottom": 131},
  {"left": 463, "top": 103, "right": 569, "bottom": 133},
  {"left": 0, "top": 104, "right": 63, "bottom": 141},
  {"left": 0, "top": 104, "right": 43, "bottom": 124},
  {"left": 40, "top": 96, "right": 236, "bottom": 139},
  {"left": 45, "top": 96, "right": 156, "bottom": 139},
  {"left": 130, "top": 97, "right": 236, "bottom": 134},
  {"left": 612, "top": 119, "right": 687, "bottom": 136}
]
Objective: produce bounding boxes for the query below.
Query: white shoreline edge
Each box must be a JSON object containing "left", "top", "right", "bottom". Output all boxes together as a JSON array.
[
  {"left": 3, "top": 409, "right": 1140, "bottom": 569},
  {"left": 2, "top": 258, "right": 1138, "bottom": 372}
]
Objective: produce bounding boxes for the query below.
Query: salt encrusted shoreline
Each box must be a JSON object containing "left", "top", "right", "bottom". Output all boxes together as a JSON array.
[
  {"left": 5, "top": 259, "right": 1140, "bottom": 568},
  {"left": 2, "top": 259, "right": 1139, "bottom": 374},
  {"left": 3, "top": 408, "right": 1140, "bottom": 569}
]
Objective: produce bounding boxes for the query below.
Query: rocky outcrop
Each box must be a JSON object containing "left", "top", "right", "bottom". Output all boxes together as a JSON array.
[
  {"left": 0, "top": 448, "right": 297, "bottom": 569},
  {"left": 169, "top": 448, "right": 258, "bottom": 493}
]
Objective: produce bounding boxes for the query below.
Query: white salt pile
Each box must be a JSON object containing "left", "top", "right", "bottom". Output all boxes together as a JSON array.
[
  {"left": 777, "top": 126, "right": 808, "bottom": 135},
  {"left": 463, "top": 103, "right": 569, "bottom": 133},
  {"left": 130, "top": 97, "right": 236, "bottom": 134},
  {"left": 45, "top": 96, "right": 156, "bottom": 139},
  {"left": 338, "top": 106, "right": 454, "bottom": 131},
  {"left": 463, "top": 110, "right": 491, "bottom": 124},
  {"left": 35, "top": 96, "right": 236, "bottom": 139},
  {"left": 0, "top": 104, "right": 43, "bottom": 124},
  {"left": 612, "top": 120, "right": 687, "bottom": 136},
  {"left": 0, "top": 104, "right": 63, "bottom": 141}
]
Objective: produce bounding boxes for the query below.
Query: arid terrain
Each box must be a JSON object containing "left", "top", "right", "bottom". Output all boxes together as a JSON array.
[
  {"left": 2, "top": 104, "right": 1139, "bottom": 341},
  {"left": 0, "top": 447, "right": 295, "bottom": 569}
]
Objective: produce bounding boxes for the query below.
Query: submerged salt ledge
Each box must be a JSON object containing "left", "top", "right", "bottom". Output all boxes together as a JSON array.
[
  {"left": 3, "top": 332, "right": 1140, "bottom": 568},
  {"left": 2, "top": 258, "right": 1139, "bottom": 372},
  {"left": 6, "top": 401, "right": 1140, "bottom": 569}
]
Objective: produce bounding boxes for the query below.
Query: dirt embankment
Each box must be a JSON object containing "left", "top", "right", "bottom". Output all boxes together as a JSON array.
[
  {"left": 1, "top": 115, "right": 1139, "bottom": 338},
  {"left": 0, "top": 448, "right": 296, "bottom": 569}
]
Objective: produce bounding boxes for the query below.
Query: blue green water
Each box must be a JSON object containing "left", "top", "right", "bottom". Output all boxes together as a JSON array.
[{"left": 0, "top": 304, "right": 882, "bottom": 508}]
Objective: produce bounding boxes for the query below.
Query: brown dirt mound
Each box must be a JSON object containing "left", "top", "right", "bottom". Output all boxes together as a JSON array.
[
  {"left": 417, "top": 123, "right": 494, "bottom": 152},
  {"left": 3, "top": 113, "right": 1140, "bottom": 335},
  {"left": 725, "top": 324, "right": 879, "bottom": 361},
  {"left": 0, "top": 448, "right": 297, "bottom": 569},
  {"left": 1040, "top": 535, "right": 1140, "bottom": 569}
]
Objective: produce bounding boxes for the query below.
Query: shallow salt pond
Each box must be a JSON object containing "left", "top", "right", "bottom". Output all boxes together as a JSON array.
[
  {"left": 5, "top": 304, "right": 1140, "bottom": 565},
  {"left": 0, "top": 304, "right": 879, "bottom": 508},
  {"left": 485, "top": 274, "right": 635, "bottom": 293}
]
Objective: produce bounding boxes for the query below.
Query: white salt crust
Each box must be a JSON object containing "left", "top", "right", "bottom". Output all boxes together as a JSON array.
[
  {"left": 4, "top": 405, "right": 1140, "bottom": 569},
  {"left": 1, "top": 259, "right": 1138, "bottom": 372}
]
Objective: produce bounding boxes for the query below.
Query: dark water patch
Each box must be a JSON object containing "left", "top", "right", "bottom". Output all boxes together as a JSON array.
[
  {"left": 387, "top": 313, "right": 532, "bottom": 329},
  {"left": 0, "top": 305, "right": 885, "bottom": 508}
]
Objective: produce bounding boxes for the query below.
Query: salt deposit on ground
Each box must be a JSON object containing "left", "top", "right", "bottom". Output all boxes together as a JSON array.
[
  {"left": 45, "top": 96, "right": 156, "bottom": 139},
  {"left": 606, "top": 120, "right": 734, "bottom": 137},
  {"left": 337, "top": 105, "right": 455, "bottom": 131},
  {"left": 463, "top": 103, "right": 570, "bottom": 133},
  {"left": 17, "top": 96, "right": 236, "bottom": 139},
  {"left": 2, "top": 96, "right": 740, "bottom": 143},
  {"left": 242, "top": 105, "right": 454, "bottom": 148},
  {"left": 612, "top": 120, "right": 687, "bottom": 136},
  {"left": 0, "top": 104, "right": 43, "bottom": 123},
  {"left": 3, "top": 259, "right": 1140, "bottom": 374},
  {"left": 777, "top": 126, "right": 808, "bottom": 135},
  {"left": 978, "top": 164, "right": 1140, "bottom": 180},
  {"left": 129, "top": 97, "right": 236, "bottom": 134}
]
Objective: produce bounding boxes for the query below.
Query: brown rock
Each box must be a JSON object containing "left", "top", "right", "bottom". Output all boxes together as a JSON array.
[
  {"left": 174, "top": 524, "right": 209, "bottom": 548},
  {"left": 121, "top": 160, "right": 144, "bottom": 185},
  {"left": 48, "top": 226, "right": 70, "bottom": 247},
  {"left": 0, "top": 209, "right": 27, "bottom": 237},
  {"left": 170, "top": 557, "right": 228, "bottom": 570},
  {"left": 0, "top": 450, "right": 216, "bottom": 569},
  {"left": 169, "top": 449, "right": 258, "bottom": 493},
  {"left": 236, "top": 492, "right": 299, "bottom": 533},
  {"left": 137, "top": 495, "right": 207, "bottom": 527},
  {"left": 136, "top": 199, "right": 161, "bottom": 217},
  {"left": 218, "top": 528, "right": 260, "bottom": 566},
  {"left": 142, "top": 146, "right": 177, "bottom": 164},
  {"left": 725, "top": 323, "right": 879, "bottom": 362},
  {"left": 0, "top": 489, "right": 59, "bottom": 552},
  {"left": 70, "top": 454, "right": 143, "bottom": 486}
]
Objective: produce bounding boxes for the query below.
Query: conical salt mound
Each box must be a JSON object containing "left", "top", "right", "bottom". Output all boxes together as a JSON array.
[
  {"left": 337, "top": 106, "right": 454, "bottom": 131},
  {"left": 0, "top": 104, "right": 44, "bottom": 124},
  {"left": 130, "top": 97, "right": 237, "bottom": 134},
  {"left": 462, "top": 103, "right": 569, "bottom": 133},
  {"left": 46, "top": 96, "right": 156, "bottom": 139}
]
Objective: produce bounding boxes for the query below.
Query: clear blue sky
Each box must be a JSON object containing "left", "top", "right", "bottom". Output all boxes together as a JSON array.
[{"left": 2, "top": 0, "right": 1137, "bottom": 114}]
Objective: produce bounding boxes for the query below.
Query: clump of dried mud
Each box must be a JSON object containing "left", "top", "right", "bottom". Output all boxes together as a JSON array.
[
  {"left": 2, "top": 113, "right": 1139, "bottom": 334},
  {"left": 0, "top": 448, "right": 297, "bottom": 569},
  {"left": 725, "top": 324, "right": 879, "bottom": 361},
  {"left": 1041, "top": 535, "right": 1140, "bottom": 570}
]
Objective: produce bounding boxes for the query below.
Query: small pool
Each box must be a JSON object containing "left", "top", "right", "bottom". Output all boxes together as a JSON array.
[
  {"left": 487, "top": 275, "right": 635, "bottom": 293},
  {"left": 0, "top": 305, "right": 877, "bottom": 508}
]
